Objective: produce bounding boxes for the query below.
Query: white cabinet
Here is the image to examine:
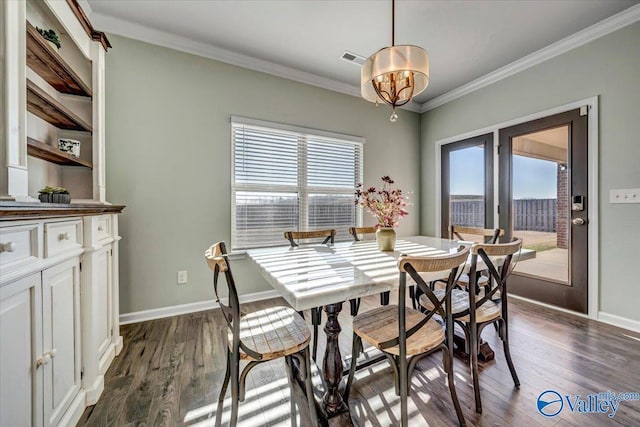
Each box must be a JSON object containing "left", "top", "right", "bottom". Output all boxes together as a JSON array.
[
  {"left": 42, "top": 258, "right": 83, "bottom": 427},
  {"left": 0, "top": 212, "right": 122, "bottom": 426},
  {"left": 0, "top": 258, "right": 84, "bottom": 427},
  {"left": 81, "top": 214, "right": 122, "bottom": 404},
  {"left": 0, "top": 273, "right": 42, "bottom": 427}
]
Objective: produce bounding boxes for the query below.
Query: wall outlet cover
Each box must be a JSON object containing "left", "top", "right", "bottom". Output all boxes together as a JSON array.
[{"left": 177, "top": 270, "right": 188, "bottom": 284}]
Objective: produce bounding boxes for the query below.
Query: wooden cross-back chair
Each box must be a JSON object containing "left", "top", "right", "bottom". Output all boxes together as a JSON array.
[
  {"left": 344, "top": 245, "right": 470, "bottom": 427},
  {"left": 205, "top": 242, "right": 317, "bottom": 426},
  {"left": 419, "top": 238, "right": 522, "bottom": 414},
  {"left": 449, "top": 226, "right": 504, "bottom": 293},
  {"left": 283, "top": 229, "right": 336, "bottom": 361},
  {"left": 284, "top": 229, "right": 335, "bottom": 247},
  {"left": 347, "top": 226, "right": 377, "bottom": 241}
]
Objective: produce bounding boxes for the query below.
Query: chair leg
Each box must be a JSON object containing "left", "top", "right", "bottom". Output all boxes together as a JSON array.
[
  {"left": 469, "top": 321, "right": 482, "bottom": 414},
  {"left": 230, "top": 350, "right": 241, "bottom": 425},
  {"left": 349, "top": 298, "right": 360, "bottom": 316},
  {"left": 343, "top": 333, "right": 361, "bottom": 402},
  {"left": 380, "top": 291, "right": 390, "bottom": 306},
  {"left": 311, "top": 307, "right": 322, "bottom": 361},
  {"left": 399, "top": 352, "right": 408, "bottom": 426},
  {"left": 302, "top": 347, "right": 319, "bottom": 426},
  {"left": 284, "top": 356, "right": 298, "bottom": 427},
  {"left": 443, "top": 347, "right": 466, "bottom": 426},
  {"left": 500, "top": 318, "right": 520, "bottom": 388},
  {"left": 216, "top": 348, "right": 231, "bottom": 426}
]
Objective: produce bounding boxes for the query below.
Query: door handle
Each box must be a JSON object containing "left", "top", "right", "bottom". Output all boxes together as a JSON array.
[{"left": 572, "top": 218, "right": 586, "bottom": 226}]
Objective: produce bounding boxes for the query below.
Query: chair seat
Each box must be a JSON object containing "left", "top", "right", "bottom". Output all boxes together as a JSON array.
[
  {"left": 228, "top": 305, "right": 311, "bottom": 361},
  {"left": 352, "top": 305, "right": 445, "bottom": 356},
  {"left": 420, "top": 289, "right": 501, "bottom": 323},
  {"left": 455, "top": 273, "right": 489, "bottom": 287}
]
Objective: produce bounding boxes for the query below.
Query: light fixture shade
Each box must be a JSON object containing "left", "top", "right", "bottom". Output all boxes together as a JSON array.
[{"left": 361, "top": 45, "right": 429, "bottom": 104}]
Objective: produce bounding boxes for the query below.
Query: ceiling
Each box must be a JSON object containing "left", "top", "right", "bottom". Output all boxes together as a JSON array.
[{"left": 84, "top": 0, "right": 639, "bottom": 109}]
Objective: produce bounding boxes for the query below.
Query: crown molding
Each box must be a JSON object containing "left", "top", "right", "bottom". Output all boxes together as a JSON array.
[
  {"left": 89, "top": 12, "right": 426, "bottom": 113},
  {"left": 89, "top": 3, "right": 638, "bottom": 116},
  {"left": 420, "top": 4, "right": 640, "bottom": 113}
]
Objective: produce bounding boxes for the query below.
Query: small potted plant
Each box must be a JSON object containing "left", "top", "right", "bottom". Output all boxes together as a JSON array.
[
  {"left": 36, "top": 27, "right": 62, "bottom": 50},
  {"left": 38, "top": 186, "right": 70, "bottom": 204}
]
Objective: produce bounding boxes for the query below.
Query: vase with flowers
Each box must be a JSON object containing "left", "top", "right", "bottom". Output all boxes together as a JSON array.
[{"left": 354, "top": 176, "right": 408, "bottom": 251}]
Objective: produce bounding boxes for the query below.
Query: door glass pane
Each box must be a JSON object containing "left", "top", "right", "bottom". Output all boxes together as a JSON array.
[
  {"left": 511, "top": 126, "right": 569, "bottom": 285},
  {"left": 449, "top": 144, "right": 485, "bottom": 237}
]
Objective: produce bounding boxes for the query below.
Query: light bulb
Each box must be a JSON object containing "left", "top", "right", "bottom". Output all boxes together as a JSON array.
[{"left": 390, "top": 111, "right": 398, "bottom": 122}]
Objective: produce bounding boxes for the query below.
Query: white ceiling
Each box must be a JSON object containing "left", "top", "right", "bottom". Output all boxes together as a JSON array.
[{"left": 85, "top": 0, "right": 639, "bottom": 108}]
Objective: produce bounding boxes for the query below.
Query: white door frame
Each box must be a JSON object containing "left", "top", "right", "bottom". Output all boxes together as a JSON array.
[{"left": 434, "top": 96, "right": 599, "bottom": 318}]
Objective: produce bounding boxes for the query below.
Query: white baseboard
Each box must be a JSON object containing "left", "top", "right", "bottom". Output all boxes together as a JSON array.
[
  {"left": 510, "top": 294, "right": 640, "bottom": 334},
  {"left": 509, "top": 294, "right": 590, "bottom": 318},
  {"left": 119, "top": 290, "right": 280, "bottom": 325},
  {"left": 598, "top": 311, "right": 640, "bottom": 334}
]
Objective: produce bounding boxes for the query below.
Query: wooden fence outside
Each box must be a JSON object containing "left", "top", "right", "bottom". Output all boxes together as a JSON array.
[{"left": 450, "top": 197, "right": 557, "bottom": 232}]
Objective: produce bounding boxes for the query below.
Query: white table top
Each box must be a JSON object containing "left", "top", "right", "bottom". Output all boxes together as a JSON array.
[{"left": 246, "top": 236, "right": 535, "bottom": 311}]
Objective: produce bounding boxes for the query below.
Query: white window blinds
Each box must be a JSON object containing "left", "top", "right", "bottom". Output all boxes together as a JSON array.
[{"left": 231, "top": 118, "right": 364, "bottom": 250}]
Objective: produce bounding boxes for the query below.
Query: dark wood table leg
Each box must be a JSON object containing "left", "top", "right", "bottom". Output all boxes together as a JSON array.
[
  {"left": 321, "top": 303, "right": 351, "bottom": 426},
  {"left": 453, "top": 330, "right": 495, "bottom": 362}
]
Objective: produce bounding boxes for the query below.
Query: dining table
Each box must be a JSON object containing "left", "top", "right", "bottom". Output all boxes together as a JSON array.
[{"left": 246, "top": 235, "right": 535, "bottom": 425}]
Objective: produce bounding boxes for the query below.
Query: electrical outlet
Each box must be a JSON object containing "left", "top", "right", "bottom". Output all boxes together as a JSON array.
[
  {"left": 610, "top": 188, "right": 640, "bottom": 204},
  {"left": 177, "top": 270, "right": 188, "bottom": 284}
]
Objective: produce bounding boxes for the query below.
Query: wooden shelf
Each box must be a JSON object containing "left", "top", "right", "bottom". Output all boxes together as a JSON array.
[
  {"left": 27, "top": 137, "right": 92, "bottom": 168},
  {"left": 27, "top": 79, "right": 92, "bottom": 132},
  {"left": 26, "top": 22, "right": 92, "bottom": 97}
]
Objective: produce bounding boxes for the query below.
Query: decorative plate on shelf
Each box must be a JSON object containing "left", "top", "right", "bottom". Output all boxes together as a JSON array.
[{"left": 58, "top": 138, "right": 81, "bottom": 157}]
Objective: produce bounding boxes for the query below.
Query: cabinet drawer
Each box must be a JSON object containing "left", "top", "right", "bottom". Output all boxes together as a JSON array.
[
  {"left": 0, "top": 223, "right": 40, "bottom": 270},
  {"left": 44, "top": 220, "right": 82, "bottom": 257},
  {"left": 95, "top": 216, "right": 111, "bottom": 241}
]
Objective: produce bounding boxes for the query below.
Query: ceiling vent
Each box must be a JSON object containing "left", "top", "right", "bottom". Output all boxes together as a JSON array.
[{"left": 340, "top": 51, "right": 366, "bottom": 66}]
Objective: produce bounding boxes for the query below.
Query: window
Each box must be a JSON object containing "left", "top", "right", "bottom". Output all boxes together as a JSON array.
[{"left": 231, "top": 117, "right": 364, "bottom": 250}]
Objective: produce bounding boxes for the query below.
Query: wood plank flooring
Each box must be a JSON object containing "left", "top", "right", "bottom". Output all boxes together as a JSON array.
[{"left": 78, "top": 296, "right": 640, "bottom": 426}]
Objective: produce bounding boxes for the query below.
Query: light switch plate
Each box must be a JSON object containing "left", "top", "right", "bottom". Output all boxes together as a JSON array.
[{"left": 610, "top": 188, "right": 640, "bottom": 204}]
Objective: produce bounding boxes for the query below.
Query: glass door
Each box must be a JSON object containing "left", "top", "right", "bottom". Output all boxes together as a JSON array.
[
  {"left": 441, "top": 133, "right": 494, "bottom": 237},
  {"left": 499, "top": 109, "right": 588, "bottom": 313}
]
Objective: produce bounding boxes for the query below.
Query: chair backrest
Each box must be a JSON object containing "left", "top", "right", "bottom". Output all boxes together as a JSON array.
[
  {"left": 450, "top": 226, "right": 503, "bottom": 244},
  {"left": 377, "top": 245, "right": 471, "bottom": 352},
  {"left": 284, "top": 229, "right": 336, "bottom": 247},
  {"left": 205, "top": 241, "right": 262, "bottom": 360},
  {"left": 348, "top": 226, "right": 377, "bottom": 241},
  {"left": 467, "top": 238, "right": 523, "bottom": 318}
]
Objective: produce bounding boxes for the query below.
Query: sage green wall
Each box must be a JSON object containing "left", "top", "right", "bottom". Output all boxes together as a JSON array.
[
  {"left": 421, "top": 22, "right": 640, "bottom": 322},
  {"left": 105, "top": 35, "right": 421, "bottom": 314}
]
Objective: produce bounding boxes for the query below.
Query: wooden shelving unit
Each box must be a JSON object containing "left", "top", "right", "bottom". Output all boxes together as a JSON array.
[
  {"left": 27, "top": 137, "right": 92, "bottom": 168},
  {"left": 26, "top": 79, "right": 92, "bottom": 132},
  {"left": 26, "top": 22, "right": 92, "bottom": 97}
]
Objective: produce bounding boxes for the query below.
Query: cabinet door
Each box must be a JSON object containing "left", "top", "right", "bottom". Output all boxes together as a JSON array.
[
  {"left": 42, "top": 258, "right": 81, "bottom": 427},
  {"left": 95, "top": 246, "right": 112, "bottom": 361},
  {"left": 0, "top": 273, "right": 43, "bottom": 427}
]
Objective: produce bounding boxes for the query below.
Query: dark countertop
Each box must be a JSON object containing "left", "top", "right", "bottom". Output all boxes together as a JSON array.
[{"left": 0, "top": 201, "right": 125, "bottom": 220}]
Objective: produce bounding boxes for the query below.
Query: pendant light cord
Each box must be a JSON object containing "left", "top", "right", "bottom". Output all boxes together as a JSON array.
[{"left": 391, "top": 0, "right": 395, "bottom": 46}]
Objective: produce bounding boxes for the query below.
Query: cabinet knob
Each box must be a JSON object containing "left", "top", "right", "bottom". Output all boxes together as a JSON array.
[
  {"left": 36, "top": 353, "right": 51, "bottom": 367},
  {"left": 49, "top": 348, "right": 57, "bottom": 358},
  {"left": 98, "top": 226, "right": 104, "bottom": 232},
  {"left": 59, "top": 232, "right": 70, "bottom": 241},
  {"left": 0, "top": 242, "right": 16, "bottom": 253}
]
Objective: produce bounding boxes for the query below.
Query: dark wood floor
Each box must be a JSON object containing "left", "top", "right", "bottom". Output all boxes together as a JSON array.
[{"left": 78, "top": 296, "right": 640, "bottom": 426}]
